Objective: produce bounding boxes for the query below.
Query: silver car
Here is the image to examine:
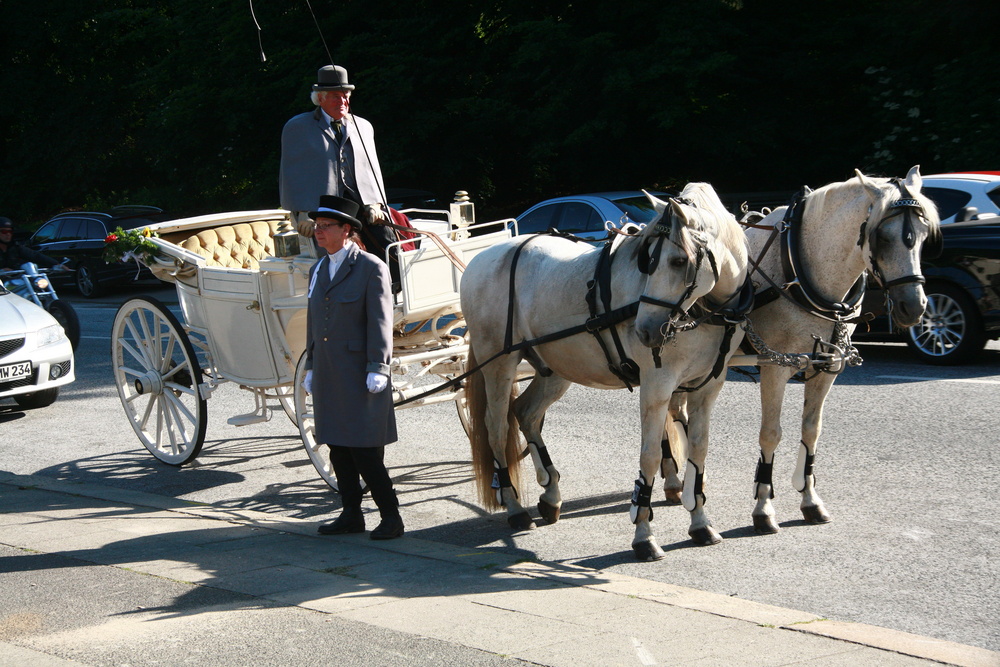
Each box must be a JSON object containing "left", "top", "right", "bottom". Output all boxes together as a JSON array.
[
  {"left": 922, "top": 172, "right": 1000, "bottom": 225},
  {"left": 513, "top": 191, "right": 670, "bottom": 242}
]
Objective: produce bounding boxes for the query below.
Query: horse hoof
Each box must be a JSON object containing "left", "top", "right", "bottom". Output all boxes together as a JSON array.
[
  {"left": 802, "top": 505, "right": 831, "bottom": 524},
  {"left": 508, "top": 512, "right": 536, "bottom": 531},
  {"left": 632, "top": 539, "right": 666, "bottom": 562},
  {"left": 688, "top": 525, "right": 722, "bottom": 546},
  {"left": 753, "top": 514, "right": 780, "bottom": 535},
  {"left": 537, "top": 500, "right": 561, "bottom": 524},
  {"left": 663, "top": 489, "right": 683, "bottom": 506}
]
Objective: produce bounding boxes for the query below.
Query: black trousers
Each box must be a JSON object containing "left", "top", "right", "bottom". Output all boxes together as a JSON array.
[{"left": 328, "top": 445, "right": 399, "bottom": 517}]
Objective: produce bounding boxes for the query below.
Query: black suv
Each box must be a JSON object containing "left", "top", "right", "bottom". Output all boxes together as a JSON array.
[
  {"left": 858, "top": 217, "right": 1000, "bottom": 364},
  {"left": 29, "top": 206, "right": 167, "bottom": 297}
]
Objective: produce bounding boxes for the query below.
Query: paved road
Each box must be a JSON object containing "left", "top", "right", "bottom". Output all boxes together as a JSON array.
[{"left": 4, "top": 281, "right": 999, "bottom": 654}]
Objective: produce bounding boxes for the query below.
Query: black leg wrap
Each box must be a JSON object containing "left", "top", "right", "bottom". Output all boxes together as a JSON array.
[
  {"left": 660, "top": 438, "right": 673, "bottom": 463},
  {"left": 631, "top": 476, "right": 654, "bottom": 523},
  {"left": 491, "top": 462, "right": 517, "bottom": 503},
  {"left": 754, "top": 456, "right": 775, "bottom": 499},
  {"left": 803, "top": 450, "right": 815, "bottom": 481},
  {"left": 536, "top": 444, "right": 553, "bottom": 469},
  {"left": 692, "top": 470, "right": 705, "bottom": 505}
]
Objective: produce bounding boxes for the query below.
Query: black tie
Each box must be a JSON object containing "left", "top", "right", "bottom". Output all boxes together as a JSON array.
[{"left": 331, "top": 119, "right": 343, "bottom": 143}]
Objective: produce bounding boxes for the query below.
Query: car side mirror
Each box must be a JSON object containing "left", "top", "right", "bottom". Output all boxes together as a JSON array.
[{"left": 955, "top": 206, "right": 979, "bottom": 223}]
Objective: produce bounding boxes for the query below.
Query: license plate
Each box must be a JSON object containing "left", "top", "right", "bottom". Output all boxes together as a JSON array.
[{"left": 0, "top": 361, "right": 32, "bottom": 382}]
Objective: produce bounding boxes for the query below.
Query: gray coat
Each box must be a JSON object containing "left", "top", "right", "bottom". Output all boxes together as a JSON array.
[
  {"left": 279, "top": 109, "right": 386, "bottom": 213},
  {"left": 305, "top": 243, "right": 397, "bottom": 448}
]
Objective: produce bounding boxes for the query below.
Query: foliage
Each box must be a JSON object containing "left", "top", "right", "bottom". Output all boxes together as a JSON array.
[
  {"left": 0, "top": 0, "right": 996, "bottom": 226},
  {"left": 102, "top": 226, "right": 160, "bottom": 264}
]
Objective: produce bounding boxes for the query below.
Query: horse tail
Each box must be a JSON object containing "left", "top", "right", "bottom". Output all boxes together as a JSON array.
[{"left": 467, "top": 343, "right": 523, "bottom": 510}]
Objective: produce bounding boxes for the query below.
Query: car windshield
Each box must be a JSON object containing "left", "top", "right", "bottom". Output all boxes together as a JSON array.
[{"left": 611, "top": 196, "right": 661, "bottom": 224}]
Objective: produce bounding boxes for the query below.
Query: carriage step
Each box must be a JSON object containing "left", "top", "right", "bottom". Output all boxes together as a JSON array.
[{"left": 227, "top": 409, "right": 272, "bottom": 426}]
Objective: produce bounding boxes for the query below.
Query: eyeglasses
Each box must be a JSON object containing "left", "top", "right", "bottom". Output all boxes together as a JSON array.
[
  {"left": 314, "top": 221, "right": 345, "bottom": 232},
  {"left": 0, "top": 229, "right": 12, "bottom": 234}
]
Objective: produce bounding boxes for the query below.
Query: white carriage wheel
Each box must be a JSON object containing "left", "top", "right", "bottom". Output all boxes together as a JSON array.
[
  {"left": 456, "top": 391, "right": 472, "bottom": 440},
  {"left": 111, "top": 296, "right": 207, "bottom": 466},
  {"left": 273, "top": 384, "right": 298, "bottom": 427},
  {"left": 294, "top": 352, "right": 339, "bottom": 492}
]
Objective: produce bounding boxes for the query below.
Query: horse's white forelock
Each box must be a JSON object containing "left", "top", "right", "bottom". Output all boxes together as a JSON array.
[{"left": 677, "top": 182, "right": 747, "bottom": 263}]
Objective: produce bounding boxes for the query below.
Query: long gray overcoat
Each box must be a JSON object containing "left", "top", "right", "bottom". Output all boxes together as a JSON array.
[
  {"left": 305, "top": 243, "right": 397, "bottom": 448},
  {"left": 279, "top": 109, "right": 386, "bottom": 213}
]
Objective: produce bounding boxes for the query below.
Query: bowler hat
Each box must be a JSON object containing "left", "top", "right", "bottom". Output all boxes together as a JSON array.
[
  {"left": 313, "top": 65, "right": 355, "bottom": 92},
  {"left": 308, "top": 195, "right": 362, "bottom": 230}
]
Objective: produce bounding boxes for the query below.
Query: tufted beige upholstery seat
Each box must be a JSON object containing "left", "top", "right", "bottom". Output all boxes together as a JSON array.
[{"left": 167, "top": 220, "right": 282, "bottom": 270}]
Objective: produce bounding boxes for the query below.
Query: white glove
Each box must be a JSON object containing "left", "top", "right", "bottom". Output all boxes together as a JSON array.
[
  {"left": 303, "top": 370, "right": 313, "bottom": 395},
  {"left": 366, "top": 372, "right": 388, "bottom": 393},
  {"left": 297, "top": 216, "right": 315, "bottom": 238},
  {"left": 365, "top": 204, "right": 387, "bottom": 224}
]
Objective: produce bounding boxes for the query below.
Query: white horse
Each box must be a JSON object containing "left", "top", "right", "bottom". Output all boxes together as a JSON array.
[
  {"left": 662, "top": 166, "right": 940, "bottom": 535},
  {"left": 461, "top": 183, "right": 750, "bottom": 561}
]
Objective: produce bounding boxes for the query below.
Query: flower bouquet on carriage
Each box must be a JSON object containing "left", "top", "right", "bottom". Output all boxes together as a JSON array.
[
  {"left": 102, "top": 225, "right": 189, "bottom": 284},
  {"left": 102, "top": 226, "right": 160, "bottom": 265}
]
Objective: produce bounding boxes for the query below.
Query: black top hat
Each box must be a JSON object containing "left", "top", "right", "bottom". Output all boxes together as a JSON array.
[
  {"left": 313, "top": 65, "right": 355, "bottom": 92},
  {"left": 308, "top": 195, "right": 362, "bottom": 230}
]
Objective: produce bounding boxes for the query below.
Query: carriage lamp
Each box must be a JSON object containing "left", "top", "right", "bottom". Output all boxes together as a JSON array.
[
  {"left": 450, "top": 191, "right": 475, "bottom": 240},
  {"left": 274, "top": 229, "right": 300, "bottom": 258}
]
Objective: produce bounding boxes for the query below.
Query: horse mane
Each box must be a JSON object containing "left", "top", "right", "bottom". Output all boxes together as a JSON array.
[{"left": 805, "top": 173, "right": 942, "bottom": 236}]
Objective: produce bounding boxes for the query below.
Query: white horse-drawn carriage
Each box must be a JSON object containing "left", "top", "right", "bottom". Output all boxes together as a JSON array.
[
  {"left": 110, "top": 199, "right": 513, "bottom": 488},
  {"left": 112, "top": 168, "right": 941, "bottom": 561}
]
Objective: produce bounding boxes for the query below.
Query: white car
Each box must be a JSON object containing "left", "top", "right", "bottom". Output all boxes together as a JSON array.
[
  {"left": 0, "top": 286, "right": 75, "bottom": 409},
  {"left": 922, "top": 172, "right": 1000, "bottom": 225}
]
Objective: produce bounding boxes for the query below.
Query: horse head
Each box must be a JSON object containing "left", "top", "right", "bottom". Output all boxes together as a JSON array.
[
  {"left": 632, "top": 187, "right": 745, "bottom": 348},
  {"left": 854, "top": 165, "right": 941, "bottom": 327}
]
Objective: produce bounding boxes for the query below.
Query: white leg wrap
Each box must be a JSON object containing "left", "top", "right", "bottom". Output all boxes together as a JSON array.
[
  {"left": 681, "top": 460, "right": 704, "bottom": 512},
  {"left": 793, "top": 442, "right": 812, "bottom": 493}
]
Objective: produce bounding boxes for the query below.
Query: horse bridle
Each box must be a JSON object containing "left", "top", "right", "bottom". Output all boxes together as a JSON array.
[
  {"left": 863, "top": 178, "right": 937, "bottom": 290},
  {"left": 635, "top": 212, "right": 718, "bottom": 319}
]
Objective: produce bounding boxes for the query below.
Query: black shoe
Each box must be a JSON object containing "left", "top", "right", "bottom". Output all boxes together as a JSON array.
[
  {"left": 370, "top": 515, "right": 404, "bottom": 540},
  {"left": 318, "top": 511, "right": 365, "bottom": 535}
]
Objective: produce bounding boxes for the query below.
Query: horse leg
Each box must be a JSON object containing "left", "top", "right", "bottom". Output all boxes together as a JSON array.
[
  {"left": 681, "top": 380, "right": 725, "bottom": 546},
  {"left": 752, "top": 366, "right": 793, "bottom": 535},
  {"left": 660, "top": 395, "right": 687, "bottom": 506},
  {"left": 472, "top": 351, "right": 535, "bottom": 531},
  {"left": 796, "top": 374, "right": 836, "bottom": 524},
  {"left": 513, "top": 375, "right": 571, "bottom": 524},
  {"left": 632, "top": 388, "right": 671, "bottom": 561}
]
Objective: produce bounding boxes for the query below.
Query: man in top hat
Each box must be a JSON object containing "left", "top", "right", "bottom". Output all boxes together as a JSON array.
[
  {"left": 302, "top": 194, "right": 404, "bottom": 540},
  {"left": 279, "top": 65, "right": 394, "bottom": 260}
]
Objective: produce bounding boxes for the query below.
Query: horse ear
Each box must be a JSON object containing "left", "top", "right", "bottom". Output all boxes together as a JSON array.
[
  {"left": 905, "top": 164, "right": 923, "bottom": 193},
  {"left": 670, "top": 197, "right": 694, "bottom": 228},
  {"left": 644, "top": 189, "right": 668, "bottom": 216},
  {"left": 855, "top": 169, "right": 881, "bottom": 200}
]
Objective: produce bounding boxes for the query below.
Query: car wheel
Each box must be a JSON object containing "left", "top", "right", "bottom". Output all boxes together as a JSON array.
[
  {"left": 75, "top": 263, "right": 103, "bottom": 298},
  {"left": 905, "top": 284, "right": 986, "bottom": 365},
  {"left": 14, "top": 388, "right": 59, "bottom": 409}
]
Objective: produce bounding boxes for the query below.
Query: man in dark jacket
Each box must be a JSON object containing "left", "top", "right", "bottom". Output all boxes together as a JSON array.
[
  {"left": 303, "top": 195, "right": 403, "bottom": 541},
  {"left": 0, "top": 217, "right": 66, "bottom": 271}
]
